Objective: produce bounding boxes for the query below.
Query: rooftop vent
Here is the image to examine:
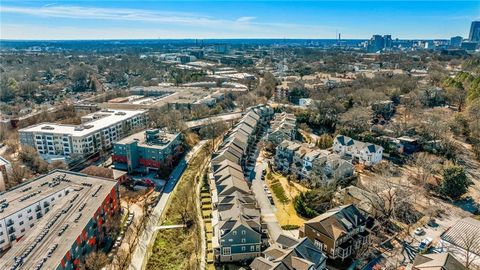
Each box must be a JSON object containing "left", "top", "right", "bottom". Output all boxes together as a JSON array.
[{"left": 41, "top": 126, "right": 55, "bottom": 130}]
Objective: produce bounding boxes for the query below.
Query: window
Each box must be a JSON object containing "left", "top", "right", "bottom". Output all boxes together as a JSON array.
[
  {"left": 19, "top": 221, "right": 24, "bottom": 226},
  {"left": 27, "top": 209, "right": 32, "bottom": 213},
  {"left": 241, "top": 246, "right": 246, "bottom": 251},
  {"left": 250, "top": 246, "right": 255, "bottom": 252},
  {"left": 241, "top": 230, "right": 246, "bottom": 235},
  {"left": 222, "top": 247, "right": 231, "bottom": 256},
  {"left": 28, "top": 216, "right": 33, "bottom": 221},
  {"left": 232, "top": 231, "right": 237, "bottom": 236},
  {"left": 18, "top": 214, "right": 22, "bottom": 218},
  {"left": 314, "top": 240, "right": 323, "bottom": 250},
  {"left": 20, "top": 229, "right": 25, "bottom": 233},
  {"left": 241, "top": 238, "right": 246, "bottom": 243}
]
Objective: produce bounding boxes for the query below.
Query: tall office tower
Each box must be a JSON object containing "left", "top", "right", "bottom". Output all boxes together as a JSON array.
[
  {"left": 450, "top": 36, "right": 463, "bottom": 47},
  {"left": 469, "top": 21, "right": 480, "bottom": 42},
  {"left": 383, "top": 35, "right": 392, "bottom": 48},
  {"left": 368, "top": 35, "right": 385, "bottom": 52}
]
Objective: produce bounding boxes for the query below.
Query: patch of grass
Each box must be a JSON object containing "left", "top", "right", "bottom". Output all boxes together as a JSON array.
[
  {"left": 147, "top": 144, "right": 208, "bottom": 270},
  {"left": 281, "top": 224, "right": 300, "bottom": 230},
  {"left": 270, "top": 179, "right": 290, "bottom": 203}
]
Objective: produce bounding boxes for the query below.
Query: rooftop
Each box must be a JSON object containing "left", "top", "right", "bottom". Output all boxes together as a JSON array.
[
  {"left": 115, "top": 129, "right": 181, "bottom": 150},
  {"left": 0, "top": 170, "right": 118, "bottom": 270},
  {"left": 18, "top": 109, "right": 146, "bottom": 137}
]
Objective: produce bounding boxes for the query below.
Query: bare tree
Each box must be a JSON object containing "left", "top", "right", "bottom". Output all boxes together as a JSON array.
[
  {"left": 84, "top": 252, "right": 108, "bottom": 270},
  {"left": 456, "top": 229, "right": 480, "bottom": 269}
]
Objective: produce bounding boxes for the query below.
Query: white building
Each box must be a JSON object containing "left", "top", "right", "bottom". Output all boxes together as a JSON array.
[
  {"left": 0, "top": 157, "right": 13, "bottom": 192},
  {"left": 18, "top": 109, "right": 147, "bottom": 161},
  {"left": 333, "top": 135, "right": 383, "bottom": 166}
]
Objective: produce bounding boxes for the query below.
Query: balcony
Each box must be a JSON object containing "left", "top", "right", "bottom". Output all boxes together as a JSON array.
[{"left": 335, "top": 241, "right": 353, "bottom": 259}]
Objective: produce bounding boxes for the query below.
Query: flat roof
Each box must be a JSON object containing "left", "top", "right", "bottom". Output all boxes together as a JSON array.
[
  {"left": 0, "top": 170, "right": 118, "bottom": 270},
  {"left": 18, "top": 109, "right": 145, "bottom": 137},
  {"left": 115, "top": 129, "right": 180, "bottom": 150}
]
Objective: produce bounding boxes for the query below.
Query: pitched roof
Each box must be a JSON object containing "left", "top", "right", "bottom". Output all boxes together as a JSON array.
[
  {"left": 304, "top": 204, "right": 367, "bottom": 240},
  {"left": 441, "top": 217, "right": 480, "bottom": 255},
  {"left": 412, "top": 253, "right": 468, "bottom": 270},
  {"left": 252, "top": 237, "right": 326, "bottom": 270}
]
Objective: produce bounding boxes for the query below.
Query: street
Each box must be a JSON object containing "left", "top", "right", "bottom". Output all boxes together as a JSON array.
[{"left": 251, "top": 153, "right": 283, "bottom": 243}]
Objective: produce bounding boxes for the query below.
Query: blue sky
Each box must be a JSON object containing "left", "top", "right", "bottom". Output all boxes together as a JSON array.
[{"left": 0, "top": 1, "right": 479, "bottom": 40}]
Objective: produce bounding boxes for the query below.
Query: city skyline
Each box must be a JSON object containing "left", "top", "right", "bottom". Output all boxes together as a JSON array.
[{"left": 1, "top": 1, "right": 479, "bottom": 40}]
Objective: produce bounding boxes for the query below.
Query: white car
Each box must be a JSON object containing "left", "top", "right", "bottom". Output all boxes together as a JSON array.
[
  {"left": 414, "top": 228, "right": 425, "bottom": 236},
  {"left": 419, "top": 237, "right": 433, "bottom": 252}
]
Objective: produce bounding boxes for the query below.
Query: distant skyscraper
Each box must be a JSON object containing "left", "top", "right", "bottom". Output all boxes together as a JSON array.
[
  {"left": 368, "top": 34, "right": 384, "bottom": 52},
  {"left": 469, "top": 21, "right": 480, "bottom": 42},
  {"left": 383, "top": 35, "right": 392, "bottom": 49},
  {"left": 450, "top": 36, "right": 463, "bottom": 48}
]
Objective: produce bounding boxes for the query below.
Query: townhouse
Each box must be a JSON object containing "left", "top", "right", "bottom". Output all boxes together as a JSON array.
[
  {"left": 333, "top": 135, "right": 383, "bottom": 166},
  {"left": 300, "top": 204, "right": 370, "bottom": 260},
  {"left": 18, "top": 109, "right": 148, "bottom": 162},
  {"left": 250, "top": 235, "right": 327, "bottom": 270},
  {"left": 266, "top": 112, "right": 297, "bottom": 146},
  {"left": 210, "top": 105, "right": 273, "bottom": 263},
  {"left": 274, "top": 140, "right": 354, "bottom": 186}
]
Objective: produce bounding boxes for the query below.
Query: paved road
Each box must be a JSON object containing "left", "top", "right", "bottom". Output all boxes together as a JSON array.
[
  {"left": 251, "top": 155, "right": 283, "bottom": 243},
  {"left": 185, "top": 111, "right": 243, "bottom": 129},
  {"left": 128, "top": 140, "right": 207, "bottom": 270}
]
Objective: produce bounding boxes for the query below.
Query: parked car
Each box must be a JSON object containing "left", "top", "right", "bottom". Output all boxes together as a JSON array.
[
  {"left": 414, "top": 228, "right": 425, "bottom": 236},
  {"left": 126, "top": 213, "right": 134, "bottom": 226},
  {"left": 418, "top": 237, "right": 433, "bottom": 252}
]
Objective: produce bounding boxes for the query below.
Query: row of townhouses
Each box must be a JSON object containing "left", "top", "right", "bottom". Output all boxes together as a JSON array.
[
  {"left": 18, "top": 109, "right": 148, "bottom": 162},
  {"left": 266, "top": 112, "right": 297, "bottom": 146},
  {"left": 332, "top": 135, "right": 383, "bottom": 166},
  {"left": 209, "top": 105, "right": 273, "bottom": 263},
  {"left": 274, "top": 140, "right": 354, "bottom": 186}
]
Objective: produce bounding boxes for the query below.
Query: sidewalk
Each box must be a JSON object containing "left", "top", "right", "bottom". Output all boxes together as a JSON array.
[{"left": 128, "top": 140, "right": 207, "bottom": 270}]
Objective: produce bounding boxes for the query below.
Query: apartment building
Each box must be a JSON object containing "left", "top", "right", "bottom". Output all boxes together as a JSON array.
[
  {"left": 113, "top": 128, "right": 184, "bottom": 174},
  {"left": 0, "top": 170, "right": 120, "bottom": 270},
  {"left": 210, "top": 105, "right": 273, "bottom": 263},
  {"left": 300, "top": 204, "right": 369, "bottom": 260},
  {"left": 333, "top": 135, "right": 383, "bottom": 166},
  {"left": 18, "top": 109, "right": 147, "bottom": 161},
  {"left": 274, "top": 140, "right": 354, "bottom": 185}
]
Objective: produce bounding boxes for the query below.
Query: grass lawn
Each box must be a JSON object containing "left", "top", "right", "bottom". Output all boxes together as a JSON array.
[
  {"left": 146, "top": 144, "right": 209, "bottom": 270},
  {"left": 267, "top": 172, "right": 309, "bottom": 227}
]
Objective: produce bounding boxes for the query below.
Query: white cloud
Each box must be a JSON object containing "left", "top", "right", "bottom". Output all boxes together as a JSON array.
[
  {"left": 236, "top": 16, "right": 256, "bottom": 23},
  {"left": 0, "top": 5, "right": 338, "bottom": 39}
]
